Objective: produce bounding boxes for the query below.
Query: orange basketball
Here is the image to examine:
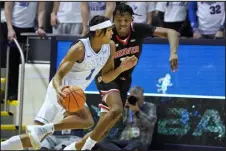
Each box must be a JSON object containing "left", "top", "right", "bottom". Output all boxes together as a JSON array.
[{"left": 61, "top": 86, "right": 86, "bottom": 112}]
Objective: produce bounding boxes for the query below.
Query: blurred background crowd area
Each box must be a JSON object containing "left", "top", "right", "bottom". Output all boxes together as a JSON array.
[{"left": 1, "top": 1, "right": 225, "bottom": 39}]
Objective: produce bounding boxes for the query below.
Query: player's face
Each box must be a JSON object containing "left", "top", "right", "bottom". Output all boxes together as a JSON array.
[
  {"left": 101, "top": 27, "right": 113, "bottom": 44},
  {"left": 114, "top": 12, "right": 132, "bottom": 36}
]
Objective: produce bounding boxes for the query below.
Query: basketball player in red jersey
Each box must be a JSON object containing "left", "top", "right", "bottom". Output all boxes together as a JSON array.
[
  {"left": 1, "top": 15, "right": 138, "bottom": 150},
  {"left": 65, "top": 3, "right": 179, "bottom": 150}
]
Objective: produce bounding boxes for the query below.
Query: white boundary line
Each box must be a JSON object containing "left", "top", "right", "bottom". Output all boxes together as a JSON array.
[{"left": 85, "top": 91, "right": 225, "bottom": 100}]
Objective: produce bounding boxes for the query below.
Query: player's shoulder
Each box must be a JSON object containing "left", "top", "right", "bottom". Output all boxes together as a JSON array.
[
  {"left": 109, "top": 40, "right": 116, "bottom": 54},
  {"left": 69, "top": 40, "right": 85, "bottom": 56},
  {"left": 71, "top": 40, "right": 85, "bottom": 50},
  {"left": 109, "top": 40, "right": 116, "bottom": 46},
  {"left": 132, "top": 22, "right": 154, "bottom": 30}
]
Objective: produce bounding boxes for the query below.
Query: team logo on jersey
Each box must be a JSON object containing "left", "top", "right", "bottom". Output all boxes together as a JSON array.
[
  {"left": 114, "top": 45, "right": 139, "bottom": 59},
  {"left": 86, "top": 57, "right": 108, "bottom": 69}
]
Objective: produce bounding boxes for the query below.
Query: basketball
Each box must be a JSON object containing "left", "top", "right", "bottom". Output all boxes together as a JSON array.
[{"left": 61, "top": 86, "right": 86, "bottom": 112}]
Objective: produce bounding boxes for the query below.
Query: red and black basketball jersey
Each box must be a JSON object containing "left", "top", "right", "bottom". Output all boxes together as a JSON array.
[{"left": 112, "top": 23, "right": 156, "bottom": 78}]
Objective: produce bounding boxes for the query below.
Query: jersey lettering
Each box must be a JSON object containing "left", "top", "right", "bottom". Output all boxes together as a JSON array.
[
  {"left": 86, "top": 57, "right": 108, "bottom": 69},
  {"left": 114, "top": 46, "right": 140, "bottom": 59},
  {"left": 86, "top": 69, "right": 95, "bottom": 80}
]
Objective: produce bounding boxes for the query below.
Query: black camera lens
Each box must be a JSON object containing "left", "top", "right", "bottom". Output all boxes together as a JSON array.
[{"left": 128, "top": 96, "right": 138, "bottom": 105}]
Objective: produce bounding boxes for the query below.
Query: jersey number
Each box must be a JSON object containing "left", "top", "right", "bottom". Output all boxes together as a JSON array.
[
  {"left": 86, "top": 69, "right": 95, "bottom": 80},
  {"left": 210, "top": 5, "right": 221, "bottom": 15}
]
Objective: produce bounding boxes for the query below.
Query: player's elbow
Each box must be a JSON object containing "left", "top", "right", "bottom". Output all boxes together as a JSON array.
[
  {"left": 101, "top": 75, "right": 112, "bottom": 84},
  {"left": 102, "top": 78, "right": 110, "bottom": 83}
]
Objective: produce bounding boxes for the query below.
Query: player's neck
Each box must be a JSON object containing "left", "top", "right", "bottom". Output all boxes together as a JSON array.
[
  {"left": 90, "top": 38, "right": 102, "bottom": 53},
  {"left": 117, "top": 30, "right": 130, "bottom": 38}
]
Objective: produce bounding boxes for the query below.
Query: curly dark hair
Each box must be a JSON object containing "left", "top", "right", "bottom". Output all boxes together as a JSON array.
[{"left": 113, "top": 3, "right": 141, "bottom": 19}]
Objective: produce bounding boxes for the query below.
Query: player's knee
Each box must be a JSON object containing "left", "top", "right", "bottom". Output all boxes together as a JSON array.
[
  {"left": 84, "top": 116, "right": 94, "bottom": 128},
  {"left": 109, "top": 106, "right": 123, "bottom": 119},
  {"left": 86, "top": 118, "right": 95, "bottom": 128}
]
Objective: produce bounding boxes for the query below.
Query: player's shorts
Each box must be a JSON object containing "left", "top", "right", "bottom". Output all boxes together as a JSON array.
[
  {"left": 95, "top": 75, "right": 131, "bottom": 112},
  {"left": 34, "top": 80, "right": 88, "bottom": 124}
]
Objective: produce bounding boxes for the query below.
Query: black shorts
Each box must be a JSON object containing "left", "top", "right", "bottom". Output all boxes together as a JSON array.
[{"left": 95, "top": 75, "right": 132, "bottom": 109}]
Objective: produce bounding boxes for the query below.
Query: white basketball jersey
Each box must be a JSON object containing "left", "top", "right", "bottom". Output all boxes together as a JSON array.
[
  {"left": 197, "top": 2, "right": 225, "bottom": 35},
  {"left": 12, "top": 2, "right": 38, "bottom": 28},
  {"left": 62, "top": 38, "right": 111, "bottom": 90},
  {"left": 57, "top": 2, "right": 82, "bottom": 23},
  {"left": 156, "top": 2, "right": 187, "bottom": 22}
]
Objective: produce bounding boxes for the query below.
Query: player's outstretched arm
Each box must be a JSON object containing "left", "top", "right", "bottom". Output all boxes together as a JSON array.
[
  {"left": 101, "top": 41, "right": 138, "bottom": 83},
  {"left": 52, "top": 41, "right": 84, "bottom": 92},
  {"left": 153, "top": 27, "right": 179, "bottom": 55},
  {"left": 134, "top": 23, "right": 179, "bottom": 58},
  {"left": 154, "top": 27, "right": 179, "bottom": 72}
]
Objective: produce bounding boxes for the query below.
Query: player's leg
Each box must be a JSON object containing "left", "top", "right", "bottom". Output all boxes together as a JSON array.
[
  {"left": 54, "top": 106, "right": 94, "bottom": 130},
  {"left": 0, "top": 104, "right": 50, "bottom": 150},
  {"left": 0, "top": 112, "right": 49, "bottom": 150},
  {"left": 64, "top": 98, "right": 120, "bottom": 150},
  {"left": 27, "top": 105, "right": 94, "bottom": 148},
  {"left": 30, "top": 104, "right": 94, "bottom": 133},
  {"left": 26, "top": 82, "right": 94, "bottom": 148},
  {"left": 1, "top": 134, "right": 33, "bottom": 150},
  {"left": 67, "top": 109, "right": 119, "bottom": 150},
  {"left": 77, "top": 79, "right": 126, "bottom": 150},
  {"left": 80, "top": 90, "right": 123, "bottom": 150}
]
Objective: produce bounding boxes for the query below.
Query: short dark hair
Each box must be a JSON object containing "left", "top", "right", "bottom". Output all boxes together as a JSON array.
[
  {"left": 85, "top": 15, "right": 110, "bottom": 38},
  {"left": 113, "top": 3, "right": 140, "bottom": 19}
]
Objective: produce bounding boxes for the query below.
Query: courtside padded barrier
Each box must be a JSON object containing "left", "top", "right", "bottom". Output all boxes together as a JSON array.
[
  {"left": 1, "top": 111, "right": 14, "bottom": 116},
  {"left": 1, "top": 100, "right": 19, "bottom": 106},
  {"left": 1, "top": 124, "right": 26, "bottom": 130},
  {"left": 1, "top": 78, "right": 6, "bottom": 83},
  {"left": 1, "top": 78, "right": 6, "bottom": 95}
]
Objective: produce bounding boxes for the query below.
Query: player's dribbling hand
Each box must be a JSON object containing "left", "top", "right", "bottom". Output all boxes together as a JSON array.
[
  {"left": 120, "top": 55, "right": 138, "bottom": 72},
  {"left": 56, "top": 86, "right": 69, "bottom": 108},
  {"left": 169, "top": 53, "right": 178, "bottom": 72}
]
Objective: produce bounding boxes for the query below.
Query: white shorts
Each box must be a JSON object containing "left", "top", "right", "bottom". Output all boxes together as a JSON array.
[{"left": 34, "top": 81, "right": 88, "bottom": 124}]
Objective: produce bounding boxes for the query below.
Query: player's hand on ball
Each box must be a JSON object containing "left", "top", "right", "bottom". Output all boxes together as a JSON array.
[
  {"left": 56, "top": 86, "right": 69, "bottom": 108},
  {"left": 120, "top": 55, "right": 138, "bottom": 72},
  {"left": 169, "top": 53, "right": 178, "bottom": 72}
]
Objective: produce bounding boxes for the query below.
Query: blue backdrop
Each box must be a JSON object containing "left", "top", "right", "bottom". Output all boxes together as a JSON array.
[{"left": 57, "top": 41, "right": 225, "bottom": 97}]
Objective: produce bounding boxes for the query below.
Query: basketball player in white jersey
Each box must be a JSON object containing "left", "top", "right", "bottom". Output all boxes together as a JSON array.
[{"left": 1, "top": 15, "right": 138, "bottom": 150}]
